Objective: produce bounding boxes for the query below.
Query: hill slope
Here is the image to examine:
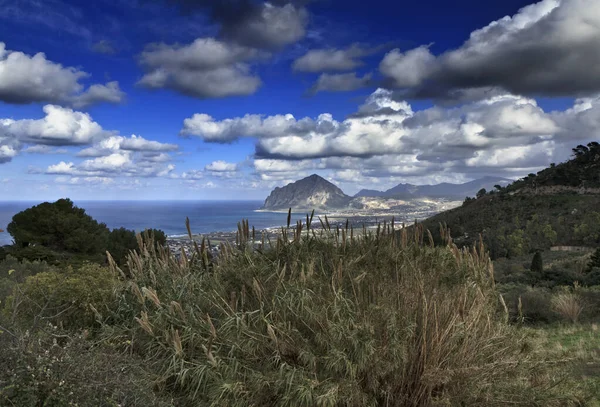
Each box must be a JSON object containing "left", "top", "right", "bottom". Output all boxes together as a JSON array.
[
  {"left": 262, "top": 174, "right": 351, "bottom": 210},
  {"left": 421, "top": 143, "right": 600, "bottom": 259}
]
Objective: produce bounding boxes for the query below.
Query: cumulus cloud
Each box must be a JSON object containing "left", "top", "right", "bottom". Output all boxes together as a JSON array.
[
  {"left": 166, "top": 0, "right": 309, "bottom": 49},
  {"left": 78, "top": 135, "right": 178, "bottom": 157},
  {"left": 222, "top": 3, "right": 308, "bottom": 49},
  {"left": 0, "top": 42, "right": 125, "bottom": 106},
  {"left": 309, "top": 72, "right": 372, "bottom": 94},
  {"left": 0, "top": 105, "right": 179, "bottom": 170},
  {"left": 1, "top": 105, "right": 107, "bottom": 146},
  {"left": 205, "top": 160, "right": 238, "bottom": 172},
  {"left": 184, "top": 87, "right": 600, "bottom": 184},
  {"left": 180, "top": 112, "right": 309, "bottom": 142},
  {"left": 293, "top": 44, "right": 381, "bottom": 72},
  {"left": 379, "top": 46, "right": 436, "bottom": 88},
  {"left": 380, "top": 0, "right": 600, "bottom": 98},
  {"left": 72, "top": 81, "right": 125, "bottom": 108},
  {"left": 138, "top": 38, "right": 262, "bottom": 98},
  {"left": 46, "top": 153, "right": 176, "bottom": 178}
]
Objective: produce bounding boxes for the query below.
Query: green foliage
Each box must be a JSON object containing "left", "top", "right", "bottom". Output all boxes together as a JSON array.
[
  {"left": 587, "top": 248, "right": 600, "bottom": 272},
  {"left": 0, "top": 332, "right": 174, "bottom": 407},
  {"left": 108, "top": 227, "right": 139, "bottom": 265},
  {"left": 531, "top": 251, "right": 544, "bottom": 274},
  {"left": 0, "top": 256, "right": 58, "bottom": 303},
  {"left": 144, "top": 228, "right": 167, "bottom": 247},
  {"left": 108, "top": 228, "right": 168, "bottom": 266},
  {"left": 423, "top": 193, "right": 600, "bottom": 259},
  {"left": 4, "top": 263, "right": 118, "bottom": 329},
  {"left": 476, "top": 187, "right": 487, "bottom": 198},
  {"left": 506, "top": 141, "right": 600, "bottom": 191},
  {"left": 4, "top": 199, "right": 168, "bottom": 267},
  {"left": 7, "top": 198, "right": 110, "bottom": 255}
]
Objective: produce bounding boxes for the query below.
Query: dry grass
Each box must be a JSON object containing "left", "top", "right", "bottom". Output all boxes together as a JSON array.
[
  {"left": 552, "top": 287, "right": 584, "bottom": 323},
  {"left": 97, "top": 220, "right": 587, "bottom": 406}
]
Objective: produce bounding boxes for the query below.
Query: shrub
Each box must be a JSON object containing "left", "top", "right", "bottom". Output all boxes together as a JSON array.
[
  {"left": 4, "top": 263, "right": 118, "bottom": 329},
  {"left": 551, "top": 288, "right": 584, "bottom": 324},
  {"left": 500, "top": 284, "right": 567, "bottom": 324},
  {"left": 0, "top": 330, "right": 174, "bottom": 407},
  {"left": 0, "top": 256, "right": 58, "bottom": 303},
  {"left": 103, "top": 225, "right": 551, "bottom": 406}
]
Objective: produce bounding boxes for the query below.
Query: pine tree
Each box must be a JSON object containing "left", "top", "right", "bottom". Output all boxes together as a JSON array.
[
  {"left": 587, "top": 248, "right": 600, "bottom": 272},
  {"left": 530, "top": 251, "right": 543, "bottom": 274}
]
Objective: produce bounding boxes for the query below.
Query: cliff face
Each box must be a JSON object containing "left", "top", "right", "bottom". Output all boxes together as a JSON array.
[{"left": 262, "top": 174, "right": 351, "bottom": 210}]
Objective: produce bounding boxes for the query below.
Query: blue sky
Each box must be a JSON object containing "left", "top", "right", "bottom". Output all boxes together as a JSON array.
[{"left": 1, "top": 0, "right": 599, "bottom": 200}]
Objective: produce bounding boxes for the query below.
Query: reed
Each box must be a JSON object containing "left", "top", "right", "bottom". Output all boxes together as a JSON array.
[{"left": 104, "top": 219, "right": 558, "bottom": 406}]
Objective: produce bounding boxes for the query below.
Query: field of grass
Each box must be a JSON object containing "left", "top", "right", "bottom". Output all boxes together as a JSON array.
[{"left": 526, "top": 324, "right": 600, "bottom": 406}]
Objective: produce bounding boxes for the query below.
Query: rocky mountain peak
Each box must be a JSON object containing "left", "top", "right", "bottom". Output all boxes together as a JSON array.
[{"left": 262, "top": 174, "right": 351, "bottom": 210}]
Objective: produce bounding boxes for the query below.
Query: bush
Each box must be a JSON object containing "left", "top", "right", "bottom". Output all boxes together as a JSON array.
[
  {"left": 0, "top": 330, "right": 174, "bottom": 407},
  {"left": 551, "top": 287, "right": 583, "bottom": 323},
  {"left": 102, "top": 225, "right": 554, "bottom": 406},
  {"left": 0, "top": 256, "right": 58, "bottom": 303},
  {"left": 500, "top": 285, "right": 558, "bottom": 324},
  {"left": 4, "top": 263, "right": 118, "bottom": 329}
]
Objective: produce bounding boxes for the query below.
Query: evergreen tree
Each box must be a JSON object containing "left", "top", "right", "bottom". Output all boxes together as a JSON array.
[
  {"left": 530, "top": 251, "right": 543, "bottom": 274},
  {"left": 7, "top": 198, "right": 109, "bottom": 255},
  {"left": 586, "top": 248, "right": 600, "bottom": 272}
]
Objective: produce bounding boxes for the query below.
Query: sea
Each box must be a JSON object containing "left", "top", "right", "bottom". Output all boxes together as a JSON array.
[{"left": 0, "top": 201, "right": 318, "bottom": 246}]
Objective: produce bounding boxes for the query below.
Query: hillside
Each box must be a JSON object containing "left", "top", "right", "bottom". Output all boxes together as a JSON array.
[
  {"left": 262, "top": 174, "right": 351, "bottom": 210},
  {"left": 356, "top": 176, "right": 511, "bottom": 199},
  {"left": 422, "top": 142, "right": 600, "bottom": 259}
]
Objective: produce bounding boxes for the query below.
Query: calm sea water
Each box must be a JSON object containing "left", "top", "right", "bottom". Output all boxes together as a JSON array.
[{"left": 0, "top": 201, "right": 313, "bottom": 246}]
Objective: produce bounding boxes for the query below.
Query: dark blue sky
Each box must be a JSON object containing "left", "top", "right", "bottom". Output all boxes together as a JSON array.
[{"left": 0, "top": 0, "right": 597, "bottom": 199}]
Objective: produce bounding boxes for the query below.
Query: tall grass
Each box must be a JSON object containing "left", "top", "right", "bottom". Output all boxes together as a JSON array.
[
  {"left": 102, "top": 221, "right": 553, "bottom": 406},
  {"left": 552, "top": 287, "right": 584, "bottom": 324}
]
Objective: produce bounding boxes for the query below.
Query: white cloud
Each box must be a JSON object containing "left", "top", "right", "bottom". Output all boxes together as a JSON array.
[
  {"left": 72, "top": 81, "right": 125, "bottom": 109},
  {"left": 0, "top": 42, "right": 125, "bottom": 106},
  {"left": 78, "top": 135, "right": 178, "bottom": 157},
  {"left": 138, "top": 38, "right": 262, "bottom": 98},
  {"left": 186, "top": 87, "right": 600, "bottom": 184},
  {"left": 181, "top": 112, "right": 305, "bottom": 142},
  {"left": 1, "top": 105, "right": 106, "bottom": 146},
  {"left": 380, "top": 46, "right": 436, "bottom": 88},
  {"left": 45, "top": 151, "right": 175, "bottom": 178},
  {"left": 205, "top": 160, "right": 238, "bottom": 172}
]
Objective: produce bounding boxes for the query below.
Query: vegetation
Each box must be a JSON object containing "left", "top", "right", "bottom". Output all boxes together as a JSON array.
[
  {"left": 2, "top": 198, "right": 166, "bottom": 266},
  {"left": 531, "top": 251, "right": 544, "bottom": 274},
  {"left": 423, "top": 143, "right": 600, "bottom": 258},
  {"left": 1, "top": 218, "right": 595, "bottom": 405}
]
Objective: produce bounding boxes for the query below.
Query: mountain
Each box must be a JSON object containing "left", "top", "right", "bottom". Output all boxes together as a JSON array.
[
  {"left": 262, "top": 174, "right": 352, "bottom": 210},
  {"left": 421, "top": 142, "right": 600, "bottom": 259},
  {"left": 355, "top": 176, "right": 512, "bottom": 199}
]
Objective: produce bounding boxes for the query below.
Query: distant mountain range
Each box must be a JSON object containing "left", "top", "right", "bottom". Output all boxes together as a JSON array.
[
  {"left": 354, "top": 176, "right": 512, "bottom": 199},
  {"left": 261, "top": 174, "right": 512, "bottom": 210}
]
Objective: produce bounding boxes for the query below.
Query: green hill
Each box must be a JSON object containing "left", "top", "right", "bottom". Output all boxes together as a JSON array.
[{"left": 422, "top": 142, "right": 600, "bottom": 259}]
